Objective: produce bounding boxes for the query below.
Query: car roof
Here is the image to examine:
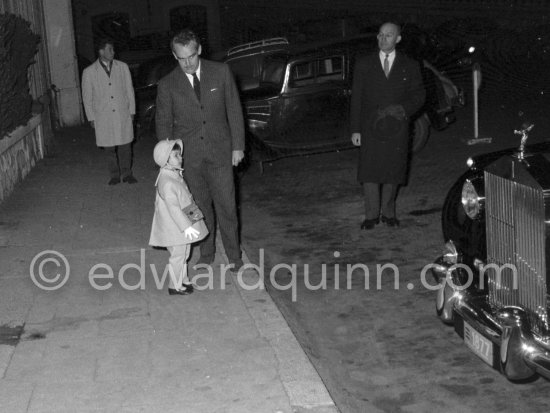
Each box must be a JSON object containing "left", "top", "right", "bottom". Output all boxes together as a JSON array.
[
  {"left": 225, "top": 33, "right": 377, "bottom": 63},
  {"left": 285, "top": 33, "right": 376, "bottom": 56}
]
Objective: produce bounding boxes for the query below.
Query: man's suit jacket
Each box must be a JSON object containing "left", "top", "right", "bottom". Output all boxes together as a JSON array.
[
  {"left": 350, "top": 51, "right": 425, "bottom": 184},
  {"left": 155, "top": 59, "right": 245, "bottom": 169}
]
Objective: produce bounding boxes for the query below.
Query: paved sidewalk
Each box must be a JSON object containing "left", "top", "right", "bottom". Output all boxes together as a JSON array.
[{"left": 0, "top": 127, "right": 337, "bottom": 413}]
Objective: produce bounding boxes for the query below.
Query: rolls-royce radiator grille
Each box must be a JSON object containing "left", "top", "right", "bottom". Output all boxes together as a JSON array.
[{"left": 484, "top": 172, "right": 548, "bottom": 333}]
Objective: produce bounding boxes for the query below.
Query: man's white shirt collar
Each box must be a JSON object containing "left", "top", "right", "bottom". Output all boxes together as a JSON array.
[
  {"left": 379, "top": 50, "right": 396, "bottom": 69},
  {"left": 185, "top": 62, "right": 201, "bottom": 85}
]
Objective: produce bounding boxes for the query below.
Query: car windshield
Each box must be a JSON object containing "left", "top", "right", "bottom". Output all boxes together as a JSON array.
[
  {"left": 227, "top": 54, "right": 286, "bottom": 91},
  {"left": 259, "top": 58, "right": 286, "bottom": 88}
]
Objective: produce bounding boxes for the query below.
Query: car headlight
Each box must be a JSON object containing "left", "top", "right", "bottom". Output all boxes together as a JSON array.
[
  {"left": 461, "top": 179, "right": 481, "bottom": 219},
  {"left": 442, "top": 240, "right": 458, "bottom": 265}
]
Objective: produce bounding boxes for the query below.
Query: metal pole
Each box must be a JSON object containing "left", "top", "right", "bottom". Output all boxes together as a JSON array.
[
  {"left": 467, "top": 63, "right": 492, "bottom": 145},
  {"left": 473, "top": 65, "right": 479, "bottom": 139}
]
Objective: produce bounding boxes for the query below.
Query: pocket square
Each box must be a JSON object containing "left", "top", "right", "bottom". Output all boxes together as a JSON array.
[{"left": 210, "top": 87, "right": 218, "bottom": 92}]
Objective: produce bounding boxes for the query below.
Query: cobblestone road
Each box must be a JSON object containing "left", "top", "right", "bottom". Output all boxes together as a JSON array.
[{"left": 239, "top": 93, "right": 550, "bottom": 413}]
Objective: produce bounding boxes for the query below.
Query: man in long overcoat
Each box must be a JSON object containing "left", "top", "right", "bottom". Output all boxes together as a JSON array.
[
  {"left": 155, "top": 29, "right": 245, "bottom": 270},
  {"left": 82, "top": 38, "right": 136, "bottom": 185},
  {"left": 350, "top": 22, "right": 425, "bottom": 229}
]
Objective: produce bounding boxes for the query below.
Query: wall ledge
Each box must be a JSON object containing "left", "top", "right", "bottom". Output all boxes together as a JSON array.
[{"left": 0, "top": 113, "right": 42, "bottom": 155}]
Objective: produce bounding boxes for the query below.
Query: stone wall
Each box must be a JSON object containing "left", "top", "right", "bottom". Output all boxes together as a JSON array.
[{"left": 0, "top": 115, "right": 43, "bottom": 204}]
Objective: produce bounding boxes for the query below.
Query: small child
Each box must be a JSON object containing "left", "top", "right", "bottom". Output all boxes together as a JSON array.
[{"left": 149, "top": 139, "right": 208, "bottom": 295}]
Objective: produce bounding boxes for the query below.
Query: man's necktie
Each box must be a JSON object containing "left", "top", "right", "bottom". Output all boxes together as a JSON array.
[
  {"left": 192, "top": 72, "right": 200, "bottom": 101},
  {"left": 383, "top": 54, "right": 390, "bottom": 78},
  {"left": 101, "top": 62, "right": 111, "bottom": 77}
]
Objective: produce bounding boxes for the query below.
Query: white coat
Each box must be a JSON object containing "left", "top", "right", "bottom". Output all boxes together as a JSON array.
[
  {"left": 149, "top": 168, "right": 208, "bottom": 247},
  {"left": 81, "top": 59, "right": 135, "bottom": 147}
]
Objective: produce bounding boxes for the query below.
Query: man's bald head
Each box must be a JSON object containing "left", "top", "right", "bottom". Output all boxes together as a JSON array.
[{"left": 377, "top": 22, "right": 402, "bottom": 54}]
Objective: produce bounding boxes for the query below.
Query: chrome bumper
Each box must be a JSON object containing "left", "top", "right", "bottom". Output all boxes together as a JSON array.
[{"left": 431, "top": 258, "right": 550, "bottom": 381}]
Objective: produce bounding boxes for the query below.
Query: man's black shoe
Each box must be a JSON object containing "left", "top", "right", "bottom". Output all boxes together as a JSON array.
[
  {"left": 108, "top": 177, "right": 120, "bottom": 185},
  {"left": 122, "top": 175, "right": 138, "bottom": 184},
  {"left": 381, "top": 215, "right": 400, "bottom": 227},
  {"left": 360, "top": 217, "right": 379, "bottom": 230}
]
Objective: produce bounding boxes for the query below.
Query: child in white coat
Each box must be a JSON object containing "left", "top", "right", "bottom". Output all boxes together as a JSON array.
[{"left": 149, "top": 140, "right": 208, "bottom": 295}]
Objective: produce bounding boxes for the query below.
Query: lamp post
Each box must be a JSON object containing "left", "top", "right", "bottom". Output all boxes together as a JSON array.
[{"left": 467, "top": 62, "right": 492, "bottom": 145}]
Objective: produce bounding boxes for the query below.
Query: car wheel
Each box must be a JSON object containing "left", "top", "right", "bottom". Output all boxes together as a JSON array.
[{"left": 411, "top": 114, "right": 430, "bottom": 153}]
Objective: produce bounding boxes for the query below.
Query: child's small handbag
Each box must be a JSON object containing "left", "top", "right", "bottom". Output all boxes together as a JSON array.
[
  {"left": 182, "top": 203, "right": 208, "bottom": 241},
  {"left": 182, "top": 203, "right": 204, "bottom": 223}
]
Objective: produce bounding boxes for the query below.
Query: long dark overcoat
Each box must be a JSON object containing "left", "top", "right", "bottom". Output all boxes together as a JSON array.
[{"left": 350, "top": 52, "right": 425, "bottom": 184}]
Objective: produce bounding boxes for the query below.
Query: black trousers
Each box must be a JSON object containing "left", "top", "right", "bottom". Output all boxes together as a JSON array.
[
  {"left": 105, "top": 142, "right": 132, "bottom": 179},
  {"left": 362, "top": 182, "right": 398, "bottom": 219},
  {"left": 184, "top": 162, "right": 241, "bottom": 261}
]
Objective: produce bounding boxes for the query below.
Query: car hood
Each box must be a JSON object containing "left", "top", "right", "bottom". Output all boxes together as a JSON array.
[{"left": 469, "top": 141, "right": 550, "bottom": 171}]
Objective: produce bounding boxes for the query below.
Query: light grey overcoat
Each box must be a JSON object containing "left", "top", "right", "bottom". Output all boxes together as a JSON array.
[{"left": 81, "top": 59, "right": 135, "bottom": 147}]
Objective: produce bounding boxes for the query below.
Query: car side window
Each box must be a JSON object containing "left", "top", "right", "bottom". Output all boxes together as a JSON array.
[
  {"left": 289, "top": 56, "right": 344, "bottom": 88},
  {"left": 317, "top": 56, "right": 343, "bottom": 83},
  {"left": 289, "top": 61, "right": 315, "bottom": 87}
]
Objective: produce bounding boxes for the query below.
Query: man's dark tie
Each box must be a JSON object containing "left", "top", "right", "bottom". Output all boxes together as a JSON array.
[
  {"left": 192, "top": 72, "right": 200, "bottom": 101},
  {"left": 383, "top": 54, "right": 390, "bottom": 78}
]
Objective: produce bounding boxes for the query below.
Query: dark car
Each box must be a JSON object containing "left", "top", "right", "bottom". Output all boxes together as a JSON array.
[
  {"left": 133, "top": 35, "right": 463, "bottom": 157},
  {"left": 430, "top": 122, "right": 550, "bottom": 381},
  {"left": 236, "top": 35, "right": 463, "bottom": 162},
  {"left": 134, "top": 55, "right": 178, "bottom": 137}
]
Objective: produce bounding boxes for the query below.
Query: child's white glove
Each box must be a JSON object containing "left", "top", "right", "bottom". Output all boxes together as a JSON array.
[{"left": 184, "top": 226, "right": 200, "bottom": 240}]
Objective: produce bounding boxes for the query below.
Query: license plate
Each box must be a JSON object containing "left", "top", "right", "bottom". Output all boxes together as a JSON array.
[{"left": 463, "top": 321, "right": 493, "bottom": 366}]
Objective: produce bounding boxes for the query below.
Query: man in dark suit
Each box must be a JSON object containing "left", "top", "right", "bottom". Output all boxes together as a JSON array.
[
  {"left": 156, "top": 29, "right": 245, "bottom": 270},
  {"left": 350, "top": 22, "right": 425, "bottom": 230}
]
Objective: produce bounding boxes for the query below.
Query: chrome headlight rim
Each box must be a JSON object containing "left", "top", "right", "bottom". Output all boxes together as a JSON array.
[{"left": 461, "top": 179, "right": 482, "bottom": 219}]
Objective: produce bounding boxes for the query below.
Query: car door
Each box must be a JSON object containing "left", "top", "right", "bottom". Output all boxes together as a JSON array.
[{"left": 277, "top": 54, "right": 348, "bottom": 149}]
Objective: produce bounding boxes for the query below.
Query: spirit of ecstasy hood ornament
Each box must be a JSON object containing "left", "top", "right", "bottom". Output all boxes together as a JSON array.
[{"left": 514, "top": 122, "right": 534, "bottom": 161}]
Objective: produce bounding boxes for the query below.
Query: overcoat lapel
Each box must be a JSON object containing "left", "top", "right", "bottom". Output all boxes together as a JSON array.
[{"left": 381, "top": 52, "right": 400, "bottom": 80}]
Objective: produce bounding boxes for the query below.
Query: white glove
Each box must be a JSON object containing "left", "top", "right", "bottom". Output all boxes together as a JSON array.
[{"left": 184, "top": 226, "right": 200, "bottom": 240}]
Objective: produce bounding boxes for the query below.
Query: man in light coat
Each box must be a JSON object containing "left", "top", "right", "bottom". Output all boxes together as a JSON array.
[
  {"left": 82, "top": 38, "right": 137, "bottom": 185},
  {"left": 156, "top": 29, "right": 245, "bottom": 271}
]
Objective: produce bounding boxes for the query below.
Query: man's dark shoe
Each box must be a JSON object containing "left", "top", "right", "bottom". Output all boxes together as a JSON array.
[
  {"left": 381, "top": 215, "right": 400, "bottom": 227},
  {"left": 360, "top": 217, "right": 379, "bottom": 230},
  {"left": 122, "top": 175, "right": 138, "bottom": 184},
  {"left": 108, "top": 177, "right": 120, "bottom": 185},
  {"left": 168, "top": 286, "right": 193, "bottom": 295}
]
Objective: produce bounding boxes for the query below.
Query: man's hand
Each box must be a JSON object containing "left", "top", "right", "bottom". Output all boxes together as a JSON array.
[
  {"left": 385, "top": 105, "right": 406, "bottom": 120},
  {"left": 232, "top": 150, "right": 245, "bottom": 166},
  {"left": 184, "top": 226, "right": 200, "bottom": 240},
  {"left": 351, "top": 133, "right": 361, "bottom": 146},
  {"left": 89, "top": 121, "right": 95, "bottom": 129}
]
